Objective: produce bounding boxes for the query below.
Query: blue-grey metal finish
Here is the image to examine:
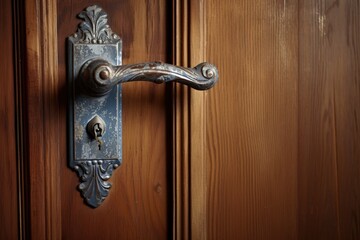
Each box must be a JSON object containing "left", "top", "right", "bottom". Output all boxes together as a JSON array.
[{"left": 67, "top": 5, "right": 122, "bottom": 208}]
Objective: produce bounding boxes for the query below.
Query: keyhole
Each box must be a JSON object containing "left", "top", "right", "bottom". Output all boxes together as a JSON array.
[
  {"left": 95, "top": 123, "right": 103, "bottom": 137},
  {"left": 94, "top": 123, "right": 103, "bottom": 150},
  {"left": 86, "top": 115, "right": 106, "bottom": 151}
]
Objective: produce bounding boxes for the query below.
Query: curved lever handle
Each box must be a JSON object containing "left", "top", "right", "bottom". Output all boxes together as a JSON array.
[{"left": 79, "top": 59, "right": 218, "bottom": 96}]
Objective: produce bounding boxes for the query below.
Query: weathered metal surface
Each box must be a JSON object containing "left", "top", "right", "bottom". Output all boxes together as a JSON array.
[
  {"left": 67, "top": 5, "right": 122, "bottom": 208},
  {"left": 79, "top": 60, "right": 219, "bottom": 96}
]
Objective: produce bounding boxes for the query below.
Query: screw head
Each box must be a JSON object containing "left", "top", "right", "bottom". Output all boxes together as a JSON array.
[
  {"left": 99, "top": 69, "right": 110, "bottom": 80},
  {"left": 202, "top": 64, "right": 216, "bottom": 79},
  {"left": 205, "top": 69, "right": 214, "bottom": 78}
]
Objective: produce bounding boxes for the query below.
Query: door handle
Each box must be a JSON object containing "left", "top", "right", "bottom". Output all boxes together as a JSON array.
[
  {"left": 67, "top": 5, "right": 218, "bottom": 208},
  {"left": 79, "top": 59, "right": 217, "bottom": 96}
]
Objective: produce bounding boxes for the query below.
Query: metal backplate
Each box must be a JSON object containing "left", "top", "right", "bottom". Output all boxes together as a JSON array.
[{"left": 67, "top": 5, "right": 122, "bottom": 208}]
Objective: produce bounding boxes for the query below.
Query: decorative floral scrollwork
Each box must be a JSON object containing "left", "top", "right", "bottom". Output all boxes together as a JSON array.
[
  {"left": 74, "top": 160, "right": 120, "bottom": 208},
  {"left": 73, "top": 5, "right": 119, "bottom": 44}
]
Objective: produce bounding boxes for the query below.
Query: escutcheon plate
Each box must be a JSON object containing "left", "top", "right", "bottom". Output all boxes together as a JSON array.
[{"left": 67, "top": 5, "right": 122, "bottom": 208}]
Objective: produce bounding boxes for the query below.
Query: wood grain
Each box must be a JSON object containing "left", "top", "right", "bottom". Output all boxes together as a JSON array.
[
  {"left": 57, "top": 1, "right": 171, "bottom": 239},
  {"left": 23, "top": 0, "right": 62, "bottom": 238},
  {"left": 298, "top": 1, "right": 360, "bottom": 239},
  {"left": 205, "top": 0, "right": 299, "bottom": 239},
  {"left": 0, "top": 0, "right": 19, "bottom": 238},
  {"left": 189, "top": 0, "right": 207, "bottom": 239},
  {"left": 335, "top": 2, "right": 360, "bottom": 238},
  {"left": 204, "top": 0, "right": 360, "bottom": 239}
]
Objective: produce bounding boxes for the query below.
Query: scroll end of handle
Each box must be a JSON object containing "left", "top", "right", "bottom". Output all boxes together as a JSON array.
[{"left": 192, "top": 62, "right": 219, "bottom": 90}]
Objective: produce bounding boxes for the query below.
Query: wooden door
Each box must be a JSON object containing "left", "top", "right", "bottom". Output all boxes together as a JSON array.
[{"left": 2, "top": 0, "right": 360, "bottom": 239}]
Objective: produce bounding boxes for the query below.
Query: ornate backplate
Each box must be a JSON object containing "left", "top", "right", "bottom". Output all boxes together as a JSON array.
[{"left": 67, "top": 5, "right": 122, "bottom": 208}]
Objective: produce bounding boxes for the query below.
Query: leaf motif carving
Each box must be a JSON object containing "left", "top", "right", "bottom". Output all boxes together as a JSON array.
[
  {"left": 75, "top": 160, "right": 120, "bottom": 208},
  {"left": 74, "top": 5, "right": 118, "bottom": 44}
]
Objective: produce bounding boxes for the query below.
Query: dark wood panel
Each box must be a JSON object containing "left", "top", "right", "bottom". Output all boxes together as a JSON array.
[
  {"left": 335, "top": 2, "right": 360, "bottom": 238},
  {"left": 205, "top": 0, "right": 299, "bottom": 239},
  {"left": 23, "top": 0, "right": 62, "bottom": 238},
  {"left": 329, "top": 2, "right": 360, "bottom": 239},
  {"left": 299, "top": 1, "right": 360, "bottom": 239},
  {"left": 57, "top": 1, "right": 171, "bottom": 239},
  {"left": 0, "top": 0, "right": 19, "bottom": 239},
  {"left": 298, "top": 1, "right": 339, "bottom": 238}
]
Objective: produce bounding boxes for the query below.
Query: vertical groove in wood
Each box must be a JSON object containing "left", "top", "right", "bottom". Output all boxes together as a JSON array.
[
  {"left": 173, "top": 0, "right": 207, "bottom": 239},
  {"left": 13, "top": 0, "right": 28, "bottom": 237},
  {"left": 24, "top": 0, "right": 61, "bottom": 238},
  {"left": 205, "top": 0, "right": 299, "bottom": 239},
  {"left": 299, "top": 1, "right": 360, "bottom": 239},
  {"left": 24, "top": 1, "right": 45, "bottom": 238},
  {"left": 0, "top": 0, "right": 19, "bottom": 238},
  {"left": 173, "top": 0, "right": 190, "bottom": 239}
]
